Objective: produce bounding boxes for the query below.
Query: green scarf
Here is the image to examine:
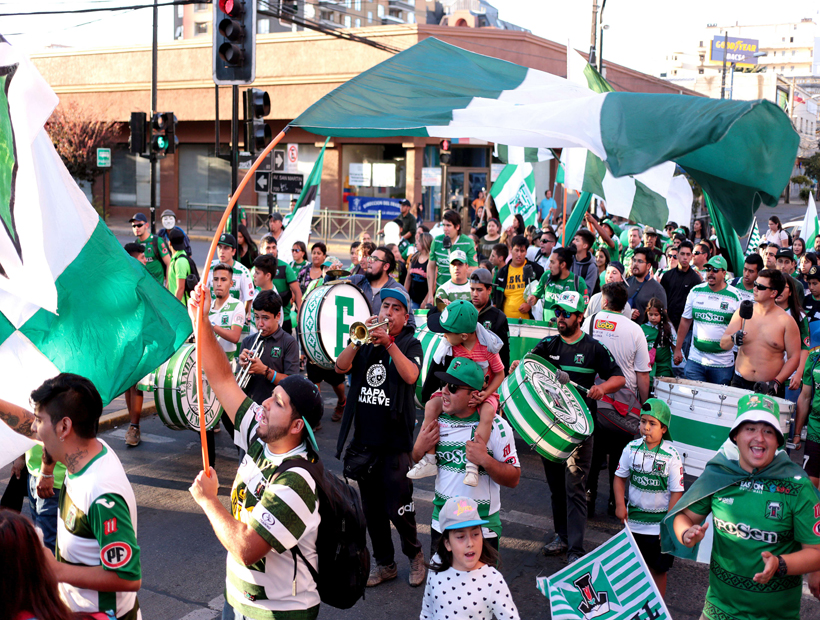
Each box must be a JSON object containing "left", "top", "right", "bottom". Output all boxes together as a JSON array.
[{"left": 661, "top": 445, "right": 820, "bottom": 560}]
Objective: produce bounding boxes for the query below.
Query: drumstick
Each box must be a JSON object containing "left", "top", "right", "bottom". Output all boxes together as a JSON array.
[{"left": 556, "top": 369, "right": 588, "bottom": 395}]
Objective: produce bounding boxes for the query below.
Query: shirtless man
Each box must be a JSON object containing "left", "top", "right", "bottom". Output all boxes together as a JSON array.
[{"left": 719, "top": 269, "right": 800, "bottom": 396}]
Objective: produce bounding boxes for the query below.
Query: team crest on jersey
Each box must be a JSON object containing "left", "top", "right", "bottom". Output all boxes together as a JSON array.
[
  {"left": 483, "top": 321, "right": 492, "bottom": 330},
  {"left": 254, "top": 479, "right": 268, "bottom": 498},
  {"left": 720, "top": 301, "right": 729, "bottom": 311},
  {"left": 101, "top": 542, "right": 133, "bottom": 569},
  {"left": 574, "top": 354, "right": 584, "bottom": 365},
  {"left": 653, "top": 460, "right": 667, "bottom": 475},
  {"left": 221, "top": 315, "right": 229, "bottom": 326},
  {"left": 65, "top": 505, "right": 77, "bottom": 532},
  {"left": 272, "top": 346, "right": 281, "bottom": 358},
  {"left": 765, "top": 500, "right": 783, "bottom": 520}
]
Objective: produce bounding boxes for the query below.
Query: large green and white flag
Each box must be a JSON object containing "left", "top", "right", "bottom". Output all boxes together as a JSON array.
[
  {"left": 0, "top": 40, "right": 192, "bottom": 464},
  {"left": 538, "top": 526, "right": 671, "bottom": 620},
  {"left": 745, "top": 221, "right": 762, "bottom": 255},
  {"left": 800, "top": 193, "right": 819, "bottom": 249},
  {"left": 279, "top": 138, "right": 330, "bottom": 256},
  {"left": 491, "top": 163, "right": 537, "bottom": 229},
  {"left": 493, "top": 144, "right": 553, "bottom": 164},
  {"left": 292, "top": 37, "right": 798, "bottom": 233}
]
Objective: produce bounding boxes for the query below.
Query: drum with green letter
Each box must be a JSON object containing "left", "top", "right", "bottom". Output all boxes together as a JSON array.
[
  {"left": 298, "top": 281, "right": 372, "bottom": 370},
  {"left": 499, "top": 353, "right": 592, "bottom": 463},
  {"left": 137, "top": 343, "right": 222, "bottom": 431}
]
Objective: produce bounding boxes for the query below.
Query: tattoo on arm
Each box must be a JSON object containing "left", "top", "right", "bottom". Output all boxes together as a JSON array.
[{"left": 0, "top": 408, "right": 35, "bottom": 437}]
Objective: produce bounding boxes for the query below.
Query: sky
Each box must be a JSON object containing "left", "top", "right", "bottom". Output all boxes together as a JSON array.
[{"left": 1, "top": 0, "right": 819, "bottom": 75}]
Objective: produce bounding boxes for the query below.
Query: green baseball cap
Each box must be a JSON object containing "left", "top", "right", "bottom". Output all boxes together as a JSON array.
[
  {"left": 553, "top": 290, "right": 586, "bottom": 315},
  {"left": 434, "top": 357, "right": 485, "bottom": 391},
  {"left": 427, "top": 299, "right": 478, "bottom": 334},
  {"left": 640, "top": 398, "right": 673, "bottom": 441},
  {"left": 729, "top": 393, "right": 784, "bottom": 447},
  {"left": 705, "top": 255, "right": 728, "bottom": 271},
  {"left": 601, "top": 218, "right": 621, "bottom": 235}
]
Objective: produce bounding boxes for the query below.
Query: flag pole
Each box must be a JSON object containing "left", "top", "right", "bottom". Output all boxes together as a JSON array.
[
  {"left": 562, "top": 185, "right": 568, "bottom": 245},
  {"left": 743, "top": 215, "right": 758, "bottom": 254},
  {"left": 195, "top": 127, "right": 291, "bottom": 476}
]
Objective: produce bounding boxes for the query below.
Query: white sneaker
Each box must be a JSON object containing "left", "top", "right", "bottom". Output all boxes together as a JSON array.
[
  {"left": 463, "top": 462, "right": 479, "bottom": 487},
  {"left": 407, "top": 454, "right": 438, "bottom": 479}
]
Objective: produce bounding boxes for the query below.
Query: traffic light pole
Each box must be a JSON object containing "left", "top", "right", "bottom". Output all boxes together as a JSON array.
[
  {"left": 231, "top": 85, "right": 239, "bottom": 237},
  {"left": 149, "top": 0, "right": 158, "bottom": 234}
]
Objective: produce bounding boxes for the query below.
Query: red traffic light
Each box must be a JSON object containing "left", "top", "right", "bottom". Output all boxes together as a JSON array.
[
  {"left": 219, "top": 0, "right": 242, "bottom": 16},
  {"left": 440, "top": 139, "right": 451, "bottom": 151}
]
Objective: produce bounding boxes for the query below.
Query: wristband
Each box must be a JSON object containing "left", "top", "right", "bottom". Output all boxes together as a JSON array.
[
  {"left": 386, "top": 336, "right": 396, "bottom": 352},
  {"left": 270, "top": 371, "right": 277, "bottom": 384},
  {"left": 775, "top": 555, "right": 788, "bottom": 577},
  {"left": 40, "top": 474, "right": 54, "bottom": 478}
]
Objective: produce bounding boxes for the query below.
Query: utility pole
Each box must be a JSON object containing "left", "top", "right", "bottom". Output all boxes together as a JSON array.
[
  {"left": 149, "top": 0, "right": 158, "bottom": 233},
  {"left": 589, "top": 0, "right": 598, "bottom": 69},
  {"left": 231, "top": 85, "right": 239, "bottom": 237},
  {"left": 720, "top": 32, "right": 728, "bottom": 100}
]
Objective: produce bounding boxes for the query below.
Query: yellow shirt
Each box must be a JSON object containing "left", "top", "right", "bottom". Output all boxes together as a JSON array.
[{"left": 503, "top": 264, "right": 528, "bottom": 319}]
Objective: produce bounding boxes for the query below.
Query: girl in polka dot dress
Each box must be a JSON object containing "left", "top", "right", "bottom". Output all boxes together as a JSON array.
[{"left": 420, "top": 496, "right": 519, "bottom": 620}]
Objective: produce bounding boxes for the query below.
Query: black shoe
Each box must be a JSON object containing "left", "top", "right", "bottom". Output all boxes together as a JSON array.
[{"left": 586, "top": 490, "right": 596, "bottom": 518}]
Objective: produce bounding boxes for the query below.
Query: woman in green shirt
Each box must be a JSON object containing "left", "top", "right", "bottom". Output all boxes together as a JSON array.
[{"left": 290, "top": 240, "right": 308, "bottom": 274}]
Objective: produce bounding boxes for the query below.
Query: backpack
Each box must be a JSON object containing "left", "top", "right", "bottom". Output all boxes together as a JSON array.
[
  {"left": 275, "top": 457, "right": 370, "bottom": 610},
  {"left": 174, "top": 254, "right": 200, "bottom": 294},
  {"left": 159, "top": 226, "right": 193, "bottom": 257}
]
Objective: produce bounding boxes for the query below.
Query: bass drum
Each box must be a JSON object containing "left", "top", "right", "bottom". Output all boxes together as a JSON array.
[
  {"left": 654, "top": 377, "right": 795, "bottom": 477},
  {"left": 137, "top": 344, "right": 222, "bottom": 431},
  {"left": 299, "top": 281, "right": 372, "bottom": 370},
  {"left": 500, "top": 354, "right": 593, "bottom": 463}
]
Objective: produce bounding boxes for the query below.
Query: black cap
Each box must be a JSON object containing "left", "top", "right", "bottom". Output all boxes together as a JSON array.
[
  {"left": 129, "top": 213, "right": 148, "bottom": 224},
  {"left": 400, "top": 199, "right": 411, "bottom": 207},
  {"left": 776, "top": 248, "right": 795, "bottom": 261},
  {"left": 168, "top": 228, "right": 185, "bottom": 243},
  {"left": 269, "top": 212, "right": 284, "bottom": 222},
  {"left": 808, "top": 266, "right": 820, "bottom": 282},
  {"left": 218, "top": 233, "right": 237, "bottom": 249}
]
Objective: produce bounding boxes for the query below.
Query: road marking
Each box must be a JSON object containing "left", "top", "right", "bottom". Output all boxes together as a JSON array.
[
  {"left": 107, "top": 428, "right": 176, "bottom": 444},
  {"left": 177, "top": 595, "right": 223, "bottom": 620}
]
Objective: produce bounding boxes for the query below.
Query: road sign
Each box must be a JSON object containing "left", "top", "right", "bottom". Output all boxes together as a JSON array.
[
  {"left": 97, "top": 148, "right": 111, "bottom": 168},
  {"left": 286, "top": 144, "right": 298, "bottom": 173},
  {"left": 270, "top": 173, "right": 303, "bottom": 194},
  {"left": 273, "top": 149, "right": 285, "bottom": 172},
  {"left": 255, "top": 171, "right": 270, "bottom": 194}
]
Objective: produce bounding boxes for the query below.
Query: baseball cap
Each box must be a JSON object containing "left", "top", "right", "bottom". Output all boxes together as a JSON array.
[
  {"left": 449, "top": 249, "right": 468, "bottom": 264},
  {"left": 729, "top": 393, "right": 784, "bottom": 447},
  {"left": 705, "top": 255, "right": 728, "bottom": 271},
  {"left": 427, "top": 299, "right": 478, "bottom": 334},
  {"left": 161, "top": 209, "right": 176, "bottom": 218},
  {"left": 270, "top": 212, "right": 284, "bottom": 222},
  {"left": 168, "top": 228, "right": 185, "bottom": 243},
  {"left": 278, "top": 376, "right": 323, "bottom": 453},
  {"left": 129, "top": 213, "right": 148, "bottom": 224},
  {"left": 643, "top": 226, "right": 659, "bottom": 237},
  {"left": 640, "top": 399, "right": 673, "bottom": 441},
  {"left": 553, "top": 291, "right": 586, "bottom": 315},
  {"left": 470, "top": 268, "right": 493, "bottom": 285},
  {"left": 400, "top": 199, "right": 411, "bottom": 207},
  {"left": 433, "top": 357, "right": 485, "bottom": 392},
  {"left": 601, "top": 218, "right": 620, "bottom": 235},
  {"left": 438, "top": 496, "right": 489, "bottom": 531},
  {"left": 808, "top": 266, "right": 820, "bottom": 282},
  {"left": 218, "top": 233, "right": 237, "bottom": 249},
  {"left": 776, "top": 247, "right": 795, "bottom": 261},
  {"left": 608, "top": 261, "right": 625, "bottom": 276},
  {"left": 380, "top": 287, "right": 410, "bottom": 310}
]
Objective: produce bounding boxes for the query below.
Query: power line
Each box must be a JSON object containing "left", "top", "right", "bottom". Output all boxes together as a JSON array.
[{"left": 0, "top": 0, "right": 200, "bottom": 17}]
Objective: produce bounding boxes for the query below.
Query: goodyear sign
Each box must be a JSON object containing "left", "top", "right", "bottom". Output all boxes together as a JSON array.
[{"left": 710, "top": 35, "right": 760, "bottom": 65}]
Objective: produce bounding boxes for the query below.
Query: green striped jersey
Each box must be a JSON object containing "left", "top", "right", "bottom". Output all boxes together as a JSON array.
[
  {"left": 227, "top": 398, "right": 320, "bottom": 619},
  {"left": 431, "top": 413, "right": 519, "bottom": 538},
  {"left": 208, "top": 260, "right": 256, "bottom": 304},
  {"left": 682, "top": 283, "right": 740, "bottom": 367},
  {"left": 614, "top": 438, "right": 683, "bottom": 535},
  {"left": 435, "top": 279, "right": 471, "bottom": 304},
  {"left": 57, "top": 441, "right": 141, "bottom": 620}
]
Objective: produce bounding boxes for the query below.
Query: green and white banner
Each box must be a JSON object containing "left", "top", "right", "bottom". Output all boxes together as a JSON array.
[
  {"left": 745, "top": 221, "right": 762, "bottom": 255},
  {"left": 0, "top": 40, "right": 192, "bottom": 465},
  {"left": 491, "top": 163, "right": 537, "bottom": 229},
  {"left": 292, "top": 37, "right": 798, "bottom": 233},
  {"left": 800, "top": 193, "right": 819, "bottom": 250},
  {"left": 279, "top": 137, "right": 329, "bottom": 256},
  {"left": 538, "top": 526, "right": 671, "bottom": 620},
  {"left": 493, "top": 144, "right": 553, "bottom": 164}
]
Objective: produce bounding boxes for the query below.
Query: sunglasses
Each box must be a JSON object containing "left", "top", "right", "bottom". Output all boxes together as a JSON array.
[
  {"left": 753, "top": 282, "right": 773, "bottom": 291},
  {"left": 553, "top": 308, "right": 573, "bottom": 319},
  {"left": 692, "top": 250, "right": 705, "bottom": 256},
  {"left": 666, "top": 253, "right": 678, "bottom": 259},
  {"left": 703, "top": 266, "right": 719, "bottom": 273},
  {"left": 445, "top": 383, "right": 470, "bottom": 393},
  {"left": 291, "top": 248, "right": 301, "bottom": 252},
  {"left": 131, "top": 223, "right": 144, "bottom": 228}
]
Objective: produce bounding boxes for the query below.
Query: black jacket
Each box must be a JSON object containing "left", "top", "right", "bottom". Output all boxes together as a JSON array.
[
  {"left": 491, "top": 259, "right": 544, "bottom": 316},
  {"left": 477, "top": 304, "right": 511, "bottom": 373}
]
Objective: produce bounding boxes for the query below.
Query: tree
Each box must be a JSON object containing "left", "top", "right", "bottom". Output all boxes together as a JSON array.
[
  {"left": 805, "top": 152, "right": 820, "bottom": 200},
  {"left": 45, "top": 102, "right": 121, "bottom": 217}
]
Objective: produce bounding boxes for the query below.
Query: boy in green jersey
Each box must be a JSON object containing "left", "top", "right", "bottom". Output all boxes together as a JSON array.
[
  {"left": 435, "top": 250, "right": 471, "bottom": 306},
  {"left": 614, "top": 399, "right": 683, "bottom": 597},
  {"left": 129, "top": 212, "right": 170, "bottom": 284},
  {"left": 527, "top": 247, "right": 589, "bottom": 326}
]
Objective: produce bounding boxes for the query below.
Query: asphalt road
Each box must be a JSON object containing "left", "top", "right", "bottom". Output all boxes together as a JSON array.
[{"left": 4, "top": 398, "right": 820, "bottom": 620}]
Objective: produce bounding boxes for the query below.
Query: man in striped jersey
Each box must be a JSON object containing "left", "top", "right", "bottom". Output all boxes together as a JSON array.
[
  {"left": 0, "top": 374, "right": 142, "bottom": 620},
  {"left": 206, "top": 233, "right": 256, "bottom": 318},
  {"left": 187, "top": 283, "right": 324, "bottom": 620}
]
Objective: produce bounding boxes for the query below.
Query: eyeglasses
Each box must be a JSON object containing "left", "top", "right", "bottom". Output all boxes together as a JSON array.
[
  {"left": 553, "top": 308, "right": 572, "bottom": 319},
  {"left": 753, "top": 282, "right": 773, "bottom": 291},
  {"left": 371, "top": 257, "right": 388, "bottom": 264},
  {"left": 445, "top": 383, "right": 470, "bottom": 393}
]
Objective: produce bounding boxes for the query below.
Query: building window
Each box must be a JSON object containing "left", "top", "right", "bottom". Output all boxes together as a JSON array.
[
  {"left": 111, "top": 147, "right": 153, "bottom": 207},
  {"left": 355, "top": 0, "right": 361, "bottom": 9},
  {"left": 792, "top": 50, "right": 796, "bottom": 56},
  {"left": 194, "top": 3, "right": 209, "bottom": 11},
  {"left": 673, "top": 55, "right": 677, "bottom": 60},
  {"left": 699, "top": 54, "right": 704, "bottom": 61},
  {"left": 174, "top": 25, "right": 183, "bottom": 39},
  {"left": 407, "top": 11, "right": 415, "bottom": 23},
  {"left": 195, "top": 22, "right": 208, "bottom": 35},
  {"left": 177, "top": 6, "right": 183, "bottom": 18},
  {"left": 698, "top": 68, "right": 704, "bottom": 74},
  {"left": 790, "top": 37, "right": 794, "bottom": 42},
  {"left": 672, "top": 70, "right": 677, "bottom": 75},
  {"left": 321, "top": 10, "right": 334, "bottom": 22},
  {"left": 344, "top": 15, "right": 351, "bottom": 27},
  {"left": 781, "top": 66, "right": 785, "bottom": 71},
  {"left": 791, "top": 66, "right": 795, "bottom": 71},
  {"left": 367, "top": 11, "right": 372, "bottom": 22},
  {"left": 355, "top": 18, "right": 361, "bottom": 27},
  {"left": 345, "top": 0, "right": 351, "bottom": 8},
  {"left": 178, "top": 146, "right": 231, "bottom": 212},
  {"left": 377, "top": 5, "right": 384, "bottom": 17},
  {"left": 699, "top": 40, "right": 703, "bottom": 47},
  {"left": 258, "top": 19, "right": 270, "bottom": 34}
]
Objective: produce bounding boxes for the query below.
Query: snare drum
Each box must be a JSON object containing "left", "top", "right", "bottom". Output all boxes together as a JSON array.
[
  {"left": 654, "top": 377, "right": 795, "bottom": 477},
  {"left": 500, "top": 354, "right": 593, "bottom": 463},
  {"left": 299, "top": 281, "right": 372, "bottom": 370},
  {"left": 137, "top": 344, "right": 222, "bottom": 431}
]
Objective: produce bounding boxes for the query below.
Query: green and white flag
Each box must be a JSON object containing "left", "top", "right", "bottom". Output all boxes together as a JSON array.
[
  {"left": 745, "top": 222, "right": 762, "bottom": 255},
  {"left": 491, "top": 163, "right": 537, "bottom": 229},
  {"left": 800, "top": 193, "right": 819, "bottom": 250},
  {"left": 292, "top": 37, "right": 798, "bottom": 233},
  {"left": 279, "top": 137, "right": 330, "bottom": 256},
  {"left": 493, "top": 144, "right": 553, "bottom": 164},
  {"left": 538, "top": 525, "right": 671, "bottom": 620},
  {"left": 0, "top": 40, "right": 192, "bottom": 465}
]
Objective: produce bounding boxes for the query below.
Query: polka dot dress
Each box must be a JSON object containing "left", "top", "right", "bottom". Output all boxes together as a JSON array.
[{"left": 420, "top": 556, "right": 519, "bottom": 619}]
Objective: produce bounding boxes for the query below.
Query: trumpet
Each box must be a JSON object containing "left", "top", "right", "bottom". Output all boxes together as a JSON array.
[
  {"left": 349, "top": 319, "right": 389, "bottom": 347},
  {"left": 236, "top": 331, "right": 264, "bottom": 389}
]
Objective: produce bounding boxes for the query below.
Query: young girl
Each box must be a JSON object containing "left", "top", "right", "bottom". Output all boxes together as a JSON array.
[
  {"left": 421, "top": 497, "right": 519, "bottom": 620},
  {"left": 641, "top": 298, "right": 675, "bottom": 378}
]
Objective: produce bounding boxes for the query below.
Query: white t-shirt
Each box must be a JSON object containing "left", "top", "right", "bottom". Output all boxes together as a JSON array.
[
  {"left": 421, "top": 558, "right": 520, "bottom": 620},
  {"left": 764, "top": 229, "right": 789, "bottom": 248},
  {"left": 585, "top": 293, "right": 632, "bottom": 319},
  {"left": 682, "top": 283, "right": 741, "bottom": 368},
  {"left": 209, "top": 296, "right": 245, "bottom": 354},
  {"left": 582, "top": 310, "right": 650, "bottom": 396}
]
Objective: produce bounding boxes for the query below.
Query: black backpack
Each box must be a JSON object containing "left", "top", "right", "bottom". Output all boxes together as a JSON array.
[
  {"left": 275, "top": 457, "right": 370, "bottom": 610},
  {"left": 173, "top": 254, "right": 200, "bottom": 294}
]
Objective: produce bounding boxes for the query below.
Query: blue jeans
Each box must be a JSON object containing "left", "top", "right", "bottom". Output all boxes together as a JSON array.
[
  {"left": 410, "top": 300, "right": 421, "bottom": 312},
  {"left": 684, "top": 359, "right": 734, "bottom": 386},
  {"left": 27, "top": 473, "right": 59, "bottom": 554}
]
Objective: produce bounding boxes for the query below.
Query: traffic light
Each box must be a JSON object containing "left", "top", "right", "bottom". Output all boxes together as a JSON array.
[
  {"left": 150, "top": 112, "right": 178, "bottom": 156},
  {"left": 213, "top": 0, "right": 257, "bottom": 85},
  {"left": 439, "top": 139, "right": 451, "bottom": 165},
  {"left": 129, "top": 112, "right": 147, "bottom": 155},
  {"left": 243, "top": 88, "right": 271, "bottom": 155}
]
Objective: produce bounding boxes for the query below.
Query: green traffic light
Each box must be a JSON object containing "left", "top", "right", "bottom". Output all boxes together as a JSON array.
[{"left": 157, "top": 137, "right": 167, "bottom": 149}]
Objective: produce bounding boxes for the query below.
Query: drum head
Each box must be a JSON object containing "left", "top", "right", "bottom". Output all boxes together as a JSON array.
[
  {"left": 158, "top": 344, "right": 222, "bottom": 431},
  {"left": 521, "top": 355, "right": 591, "bottom": 437}
]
